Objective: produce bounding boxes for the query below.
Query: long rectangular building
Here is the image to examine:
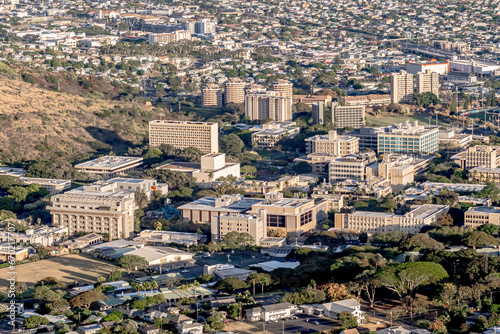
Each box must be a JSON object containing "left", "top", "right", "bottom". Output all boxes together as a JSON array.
[
  {"left": 149, "top": 120, "right": 219, "bottom": 154},
  {"left": 335, "top": 204, "right": 449, "bottom": 234}
]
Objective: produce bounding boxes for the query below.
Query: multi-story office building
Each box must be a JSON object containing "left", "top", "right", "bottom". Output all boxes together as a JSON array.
[
  {"left": 148, "top": 30, "right": 191, "bottom": 44},
  {"left": 328, "top": 151, "right": 377, "bottom": 182},
  {"left": 48, "top": 187, "right": 136, "bottom": 240},
  {"left": 48, "top": 179, "right": 167, "bottom": 239},
  {"left": 179, "top": 194, "right": 264, "bottom": 225},
  {"left": 311, "top": 102, "right": 324, "bottom": 125},
  {"left": 451, "top": 145, "right": 500, "bottom": 170},
  {"left": 201, "top": 83, "right": 223, "bottom": 107},
  {"left": 333, "top": 105, "right": 365, "bottom": 129},
  {"left": 469, "top": 167, "right": 500, "bottom": 184},
  {"left": 340, "top": 94, "right": 391, "bottom": 106},
  {"left": 75, "top": 156, "right": 144, "bottom": 179},
  {"left": 225, "top": 77, "right": 245, "bottom": 104},
  {"left": 345, "top": 127, "right": 385, "bottom": 151},
  {"left": 249, "top": 192, "right": 329, "bottom": 238},
  {"left": 149, "top": 120, "right": 219, "bottom": 154},
  {"left": 212, "top": 210, "right": 267, "bottom": 245},
  {"left": 438, "top": 130, "right": 473, "bottom": 148},
  {"left": 464, "top": 206, "right": 500, "bottom": 227},
  {"left": 251, "top": 121, "right": 300, "bottom": 150},
  {"left": 416, "top": 70, "right": 439, "bottom": 96},
  {"left": 377, "top": 121, "right": 439, "bottom": 154},
  {"left": 390, "top": 70, "right": 414, "bottom": 104},
  {"left": 305, "top": 131, "right": 359, "bottom": 156},
  {"left": 335, "top": 204, "right": 449, "bottom": 234},
  {"left": 245, "top": 91, "right": 292, "bottom": 122}
]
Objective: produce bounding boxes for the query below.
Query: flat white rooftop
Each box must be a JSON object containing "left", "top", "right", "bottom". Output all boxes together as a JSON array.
[{"left": 75, "top": 156, "right": 143, "bottom": 170}]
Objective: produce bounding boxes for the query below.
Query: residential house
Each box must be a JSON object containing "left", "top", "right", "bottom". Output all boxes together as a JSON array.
[
  {"left": 139, "top": 325, "right": 160, "bottom": 334},
  {"left": 320, "top": 299, "right": 365, "bottom": 324},
  {"left": 77, "top": 324, "right": 103, "bottom": 334}
]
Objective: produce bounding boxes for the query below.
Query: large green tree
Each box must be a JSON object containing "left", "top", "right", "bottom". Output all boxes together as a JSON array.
[{"left": 116, "top": 254, "right": 149, "bottom": 274}]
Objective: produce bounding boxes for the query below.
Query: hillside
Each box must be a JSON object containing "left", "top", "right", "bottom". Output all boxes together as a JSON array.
[{"left": 0, "top": 75, "right": 166, "bottom": 164}]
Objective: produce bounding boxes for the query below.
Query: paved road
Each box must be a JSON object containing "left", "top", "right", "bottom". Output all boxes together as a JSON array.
[{"left": 260, "top": 315, "right": 338, "bottom": 334}]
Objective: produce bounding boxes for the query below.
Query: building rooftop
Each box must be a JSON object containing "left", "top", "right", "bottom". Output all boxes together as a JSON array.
[
  {"left": 75, "top": 156, "right": 143, "bottom": 170},
  {"left": 466, "top": 206, "right": 500, "bottom": 214},
  {"left": 149, "top": 120, "right": 217, "bottom": 125},
  {"left": 179, "top": 196, "right": 263, "bottom": 212}
]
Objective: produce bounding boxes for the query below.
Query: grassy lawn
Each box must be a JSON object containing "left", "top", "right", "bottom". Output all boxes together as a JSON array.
[
  {"left": 367, "top": 113, "right": 449, "bottom": 127},
  {"left": 0, "top": 253, "right": 119, "bottom": 293}
]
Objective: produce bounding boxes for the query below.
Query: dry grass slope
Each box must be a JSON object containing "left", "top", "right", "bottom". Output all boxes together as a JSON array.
[{"left": 0, "top": 76, "right": 164, "bottom": 162}]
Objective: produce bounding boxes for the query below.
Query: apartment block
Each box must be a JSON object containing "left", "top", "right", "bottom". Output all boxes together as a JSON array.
[
  {"left": 335, "top": 204, "right": 449, "bottom": 234},
  {"left": 377, "top": 121, "right": 439, "bottom": 154},
  {"left": 390, "top": 70, "right": 414, "bottom": 104},
  {"left": 305, "top": 131, "right": 359, "bottom": 156},
  {"left": 75, "top": 156, "right": 143, "bottom": 179},
  {"left": 245, "top": 91, "right": 292, "bottom": 122},
  {"left": 224, "top": 77, "right": 245, "bottom": 104},
  {"left": 464, "top": 206, "right": 500, "bottom": 227},
  {"left": 333, "top": 105, "right": 365, "bottom": 129},
  {"left": 328, "top": 151, "right": 377, "bottom": 182},
  {"left": 201, "top": 83, "right": 222, "bottom": 107},
  {"left": 416, "top": 70, "right": 439, "bottom": 96},
  {"left": 251, "top": 121, "right": 300, "bottom": 150},
  {"left": 451, "top": 145, "right": 500, "bottom": 170},
  {"left": 249, "top": 192, "right": 329, "bottom": 238},
  {"left": 311, "top": 102, "right": 324, "bottom": 125},
  {"left": 212, "top": 210, "right": 267, "bottom": 245},
  {"left": 148, "top": 30, "right": 191, "bottom": 44},
  {"left": 270, "top": 79, "right": 293, "bottom": 98},
  {"left": 149, "top": 120, "right": 219, "bottom": 154},
  {"left": 340, "top": 94, "right": 390, "bottom": 106}
]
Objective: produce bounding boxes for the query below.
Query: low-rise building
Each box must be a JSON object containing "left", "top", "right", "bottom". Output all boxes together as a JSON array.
[
  {"left": 377, "top": 121, "right": 439, "bottom": 154},
  {"left": 75, "top": 156, "right": 143, "bottom": 179},
  {"left": 19, "top": 177, "right": 71, "bottom": 195},
  {"left": 125, "top": 246, "right": 195, "bottom": 269},
  {"left": 0, "top": 244, "right": 29, "bottom": 262},
  {"left": 251, "top": 121, "right": 300, "bottom": 150},
  {"left": 335, "top": 204, "right": 449, "bottom": 234},
  {"left": 320, "top": 299, "right": 365, "bottom": 324},
  {"left": 0, "top": 226, "right": 68, "bottom": 247},
  {"left": 438, "top": 130, "right": 473, "bottom": 148},
  {"left": 464, "top": 206, "right": 500, "bottom": 228},
  {"left": 134, "top": 230, "right": 206, "bottom": 246},
  {"left": 469, "top": 167, "right": 500, "bottom": 184},
  {"left": 156, "top": 153, "right": 240, "bottom": 183},
  {"left": 246, "top": 303, "right": 298, "bottom": 322}
]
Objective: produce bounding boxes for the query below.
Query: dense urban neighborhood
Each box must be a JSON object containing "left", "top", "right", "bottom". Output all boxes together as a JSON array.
[{"left": 2, "top": 0, "right": 500, "bottom": 334}]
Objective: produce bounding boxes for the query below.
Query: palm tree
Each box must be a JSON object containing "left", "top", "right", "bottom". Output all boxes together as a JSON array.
[
  {"left": 259, "top": 275, "right": 270, "bottom": 295},
  {"left": 247, "top": 273, "right": 259, "bottom": 296},
  {"left": 179, "top": 284, "right": 187, "bottom": 299},
  {"left": 143, "top": 281, "right": 151, "bottom": 295},
  {"left": 130, "top": 282, "right": 143, "bottom": 296},
  {"left": 191, "top": 281, "right": 201, "bottom": 300},
  {"left": 150, "top": 281, "right": 158, "bottom": 294}
]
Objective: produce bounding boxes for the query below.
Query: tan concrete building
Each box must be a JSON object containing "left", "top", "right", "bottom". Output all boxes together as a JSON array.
[
  {"left": 328, "top": 151, "right": 377, "bottom": 182},
  {"left": 390, "top": 70, "right": 414, "bottom": 104},
  {"left": 340, "top": 94, "right": 391, "bottom": 106},
  {"left": 438, "top": 130, "right": 473, "bottom": 148},
  {"left": 245, "top": 91, "right": 292, "bottom": 122},
  {"left": 48, "top": 188, "right": 136, "bottom": 240},
  {"left": 311, "top": 102, "right": 325, "bottom": 125},
  {"left": 201, "top": 83, "right": 223, "bottom": 107},
  {"left": 271, "top": 79, "right": 293, "bottom": 98},
  {"left": 225, "top": 77, "right": 245, "bottom": 104},
  {"left": 335, "top": 204, "right": 449, "bottom": 234},
  {"left": 149, "top": 120, "right": 219, "bottom": 154},
  {"left": 75, "top": 156, "right": 143, "bottom": 179},
  {"left": 148, "top": 30, "right": 191, "bottom": 44},
  {"left": 333, "top": 105, "right": 365, "bottom": 129},
  {"left": 416, "top": 70, "right": 439, "bottom": 96},
  {"left": 451, "top": 145, "right": 500, "bottom": 170},
  {"left": 249, "top": 192, "right": 329, "bottom": 238},
  {"left": 305, "top": 131, "right": 359, "bottom": 156},
  {"left": 251, "top": 121, "right": 300, "bottom": 150},
  {"left": 179, "top": 194, "right": 264, "bottom": 225},
  {"left": 212, "top": 210, "right": 267, "bottom": 245},
  {"left": 469, "top": 167, "right": 500, "bottom": 184},
  {"left": 20, "top": 177, "right": 71, "bottom": 195},
  {"left": 464, "top": 206, "right": 500, "bottom": 227}
]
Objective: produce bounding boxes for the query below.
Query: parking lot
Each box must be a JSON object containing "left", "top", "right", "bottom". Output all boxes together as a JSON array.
[{"left": 225, "top": 314, "right": 338, "bottom": 334}]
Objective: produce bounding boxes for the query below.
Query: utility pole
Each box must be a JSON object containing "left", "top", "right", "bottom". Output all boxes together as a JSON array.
[{"left": 282, "top": 320, "right": 285, "bottom": 334}]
